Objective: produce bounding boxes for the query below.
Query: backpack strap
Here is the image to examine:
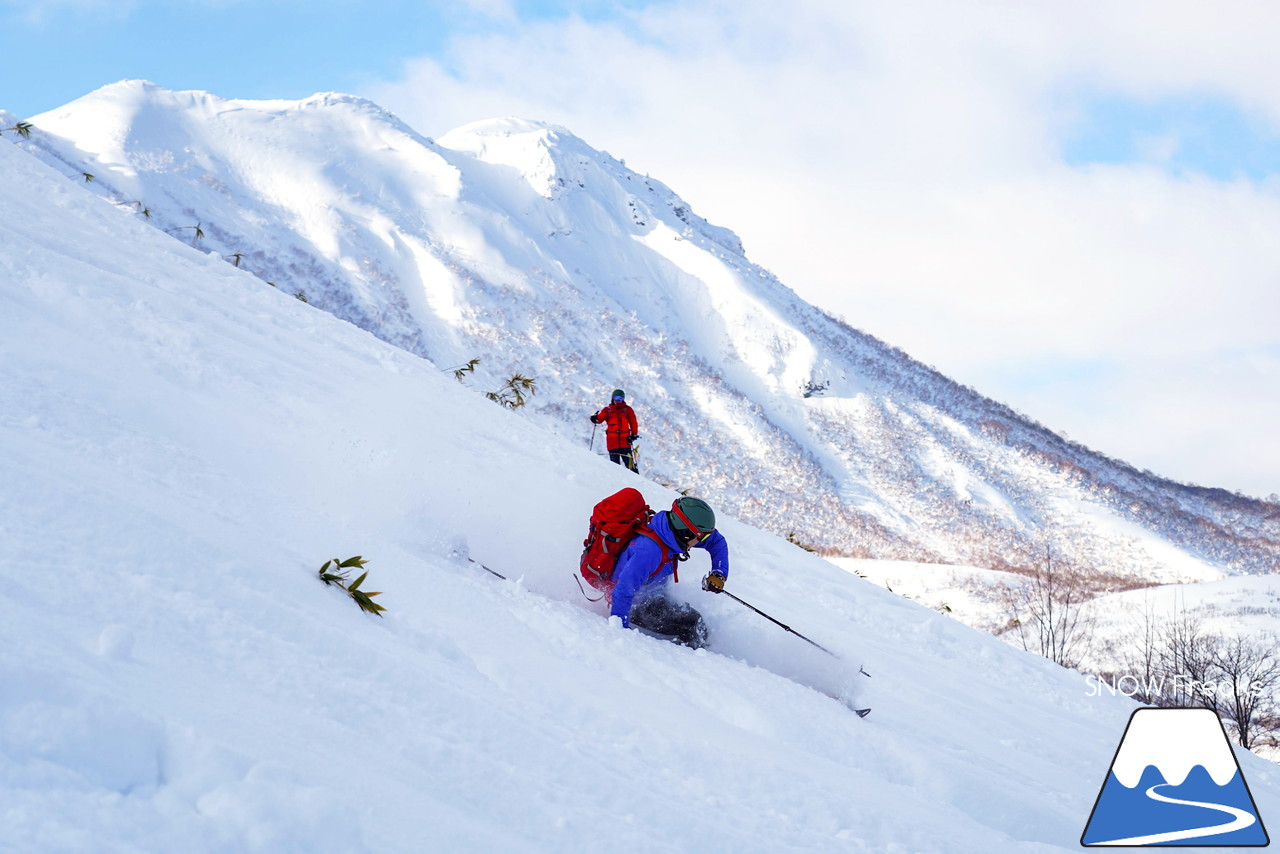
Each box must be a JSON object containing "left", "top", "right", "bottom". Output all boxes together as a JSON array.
[{"left": 636, "top": 527, "right": 687, "bottom": 584}]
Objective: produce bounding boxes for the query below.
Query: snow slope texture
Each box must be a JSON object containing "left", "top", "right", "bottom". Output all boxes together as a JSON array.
[{"left": 4, "top": 112, "right": 1280, "bottom": 854}]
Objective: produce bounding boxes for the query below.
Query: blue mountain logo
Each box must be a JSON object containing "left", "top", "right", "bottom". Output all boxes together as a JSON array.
[{"left": 1082, "top": 708, "right": 1269, "bottom": 847}]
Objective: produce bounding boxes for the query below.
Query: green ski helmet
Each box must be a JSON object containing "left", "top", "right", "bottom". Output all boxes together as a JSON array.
[
  {"left": 611, "top": 388, "right": 626, "bottom": 401},
  {"left": 669, "top": 497, "right": 715, "bottom": 543}
]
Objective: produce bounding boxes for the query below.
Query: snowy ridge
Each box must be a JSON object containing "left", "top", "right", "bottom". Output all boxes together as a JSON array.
[{"left": 12, "top": 80, "right": 1280, "bottom": 586}]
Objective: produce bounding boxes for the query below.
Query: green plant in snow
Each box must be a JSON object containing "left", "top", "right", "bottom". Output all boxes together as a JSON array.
[
  {"left": 167, "top": 222, "right": 204, "bottom": 244},
  {"left": 2, "top": 121, "right": 33, "bottom": 138},
  {"left": 485, "top": 373, "right": 537, "bottom": 409},
  {"left": 116, "top": 200, "right": 153, "bottom": 218},
  {"left": 444, "top": 358, "right": 480, "bottom": 382},
  {"left": 318, "top": 556, "right": 386, "bottom": 617}
]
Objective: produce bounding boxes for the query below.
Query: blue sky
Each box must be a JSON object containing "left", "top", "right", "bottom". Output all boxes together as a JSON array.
[
  {"left": 1064, "top": 94, "right": 1280, "bottom": 182},
  {"left": 0, "top": 0, "right": 647, "bottom": 117},
  {"left": 4, "top": 0, "right": 1279, "bottom": 497}
]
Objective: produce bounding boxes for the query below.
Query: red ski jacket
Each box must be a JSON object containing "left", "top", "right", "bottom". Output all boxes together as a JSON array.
[{"left": 592, "top": 401, "right": 638, "bottom": 451}]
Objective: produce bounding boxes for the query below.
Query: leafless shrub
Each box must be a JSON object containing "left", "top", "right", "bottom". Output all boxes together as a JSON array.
[
  {"left": 998, "top": 546, "right": 1094, "bottom": 669},
  {"left": 1102, "top": 604, "right": 1280, "bottom": 751}
]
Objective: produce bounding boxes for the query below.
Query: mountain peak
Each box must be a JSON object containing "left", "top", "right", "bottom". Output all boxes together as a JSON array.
[
  {"left": 444, "top": 116, "right": 573, "bottom": 140},
  {"left": 38, "top": 81, "right": 415, "bottom": 135},
  {"left": 438, "top": 116, "right": 609, "bottom": 199},
  {"left": 96, "top": 78, "right": 163, "bottom": 95},
  {"left": 72, "top": 79, "right": 222, "bottom": 111}
]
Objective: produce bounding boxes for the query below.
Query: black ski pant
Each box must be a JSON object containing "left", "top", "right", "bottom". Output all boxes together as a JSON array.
[
  {"left": 630, "top": 595, "right": 709, "bottom": 649},
  {"left": 608, "top": 448, "right": 637, "bottom": 472}
]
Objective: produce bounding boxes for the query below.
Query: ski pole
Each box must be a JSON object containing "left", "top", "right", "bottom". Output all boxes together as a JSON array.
[
  {"left": 719, "top": 589, "right": 837, "bottom": 657},
  {"left": 468, "top": 557, "right": 506, "bottom": 580},
  {"left": 589, "top": 422, "right": 597, "bottom": 451}
]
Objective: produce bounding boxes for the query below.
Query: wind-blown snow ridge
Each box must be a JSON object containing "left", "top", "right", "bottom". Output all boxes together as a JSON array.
[{"left": 12, "top": 81, "right": 1280, "bottom": 585}]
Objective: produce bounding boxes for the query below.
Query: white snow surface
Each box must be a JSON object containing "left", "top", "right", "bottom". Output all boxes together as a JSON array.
[
  {"left": 4, "top": 94, "right": 1280, "bottom": 853},
  {"left": 830, "top": 558, "right": 1023, "bottom": 632},
  {"left": 15, "top": 80, "right": 1280, "bottom": 582}
]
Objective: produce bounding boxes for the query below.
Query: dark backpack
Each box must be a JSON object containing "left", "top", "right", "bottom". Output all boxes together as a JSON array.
[{"left": 579, "top": 487, "right": 653, "bottom": 591}]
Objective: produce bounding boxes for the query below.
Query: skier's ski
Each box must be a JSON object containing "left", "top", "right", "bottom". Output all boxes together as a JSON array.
[
  {"left": 820, "top": 691, "right": 871, "bottom": 717},
  {"left": 852, "top": 665, "right": 872, "bottom": 715},
  {"left": 461, "top": 552, "right": 872, "bottom": 716}
]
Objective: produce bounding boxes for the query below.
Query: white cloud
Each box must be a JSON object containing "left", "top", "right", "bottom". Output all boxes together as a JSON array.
[{"left": 364, "top": 0, "right": 1280, "bottom": 497}]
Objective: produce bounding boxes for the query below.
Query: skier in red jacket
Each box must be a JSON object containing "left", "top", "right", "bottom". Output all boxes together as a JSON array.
[{"left": 590, "top": 388, "right": 639, "bottom": 472}]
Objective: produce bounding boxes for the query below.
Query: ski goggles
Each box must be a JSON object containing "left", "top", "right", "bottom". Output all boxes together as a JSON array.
[{"left": 671, "top": 505, "right": 713, "bottom": 544}]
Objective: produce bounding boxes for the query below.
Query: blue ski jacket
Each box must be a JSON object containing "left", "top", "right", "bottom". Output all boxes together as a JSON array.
[{"left": 610, "top": 510, "right": 729, "bottom": 626}]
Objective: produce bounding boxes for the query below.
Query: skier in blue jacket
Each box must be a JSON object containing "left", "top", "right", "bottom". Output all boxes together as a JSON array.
[{"left": 610, "top": 497, "right": 729, "bottom": 649}]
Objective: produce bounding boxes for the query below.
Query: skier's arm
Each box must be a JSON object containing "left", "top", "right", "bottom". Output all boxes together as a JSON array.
[
  {"left": 609, "top": 540, "right": 659, "bottom": 627},
  {"left": 697, "top": 530, "right": 729, "bottom": 580}
]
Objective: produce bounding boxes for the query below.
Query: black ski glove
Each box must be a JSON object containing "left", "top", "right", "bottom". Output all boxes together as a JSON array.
[
  {"left": 629, "top": 433, "right": 639, "bottom": 443},
  {"left": 590, "top": 414, "right": 600, "bottom": 424},
  {"left": 702, "top": 572, "right": 725, "bottom": 593}
]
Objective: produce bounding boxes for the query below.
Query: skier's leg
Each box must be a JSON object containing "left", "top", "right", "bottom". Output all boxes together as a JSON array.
[{"left": 630, "top": 596, "right": 709, "bottom": 649}]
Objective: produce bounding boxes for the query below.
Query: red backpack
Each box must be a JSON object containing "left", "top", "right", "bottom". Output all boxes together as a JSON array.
[{"left": 579, "top": 487, "right": 653, "bottom": 591}]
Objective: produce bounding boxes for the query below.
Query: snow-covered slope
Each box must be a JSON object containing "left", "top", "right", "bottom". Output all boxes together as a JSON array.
[
  {"left": 15, "top": 81, "right": 1280, "bottom": 587},
  {"left": 7, "top": 114, "right": 1279, "bottom": 853},
  {"left": 839, "top": 558, "right": 1280, "bottom": 653}
]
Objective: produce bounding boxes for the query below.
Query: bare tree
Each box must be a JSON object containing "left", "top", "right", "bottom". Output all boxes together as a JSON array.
[
  {"left": 1157, "top": 608, "right": 1218, "bottom": 709},
  {"left": 1002, "top": 546, "right": 1094, "bottom": 669},
  {"left": 1107, "top": 594, "right": 1163, "bottom": 704},
  {"left": 1210, "top": 633, "right": 1280, "bottom": 751},
  {"left": 1109, "top": 603, "right": 1280, "bottom": 751}
]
